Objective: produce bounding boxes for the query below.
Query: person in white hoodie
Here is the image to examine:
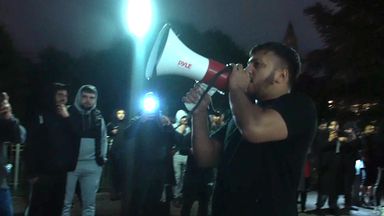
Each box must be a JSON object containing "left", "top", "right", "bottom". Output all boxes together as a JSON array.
[
  {"left": 62, "top": 85, "right": 108, "bottom": 216},
  {"left": 172, "top": 109, "right": 190, "bottom": 205}
]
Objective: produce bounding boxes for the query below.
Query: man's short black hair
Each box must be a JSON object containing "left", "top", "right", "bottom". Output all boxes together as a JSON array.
[
  {"left": 53, "top": 82, "right": 69, "bottom": 92},
  {"left": 249, "top": 42, "right": 301, "bottom": 87}
]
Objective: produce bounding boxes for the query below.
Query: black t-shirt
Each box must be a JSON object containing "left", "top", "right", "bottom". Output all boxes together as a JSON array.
[{"left": 212, "top": 93, "right": 317, "bottom": 216}]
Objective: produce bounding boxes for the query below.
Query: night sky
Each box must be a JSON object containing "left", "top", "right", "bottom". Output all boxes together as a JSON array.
[{"left": 0, "top": 0, "right": 324, "bottom": 58}]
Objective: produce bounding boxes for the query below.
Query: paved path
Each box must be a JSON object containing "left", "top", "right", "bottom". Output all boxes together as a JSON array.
[{"left": 13, "top": 191, "right": 380, "bottom": 216}]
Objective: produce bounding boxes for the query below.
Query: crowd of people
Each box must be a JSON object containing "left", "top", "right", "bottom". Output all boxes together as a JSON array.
[
  {"left": 0, "top": 41, "right": 382, "bottom": 216},
  {"left": 106, "top": 104, "right": 223, "bottom": 216},
  {"left": 25, "top": 84, "right": 107, "bottom": 216},
  {"left": 303, "top": 118, "right": 384, "bottom": 215}
]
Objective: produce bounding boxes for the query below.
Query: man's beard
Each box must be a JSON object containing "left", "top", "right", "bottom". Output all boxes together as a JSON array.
[
  {"left": 81, "top": 104, "right": 93, "bottom": 110},
  {"left": 265, "top": 70, "right": 276, "bottom": 85},
  {"left": 252, "top": 70, "right": 275, "bottom": 90},
  {"left": 250, "top": 70, "right": 275, "bottom": 100}
]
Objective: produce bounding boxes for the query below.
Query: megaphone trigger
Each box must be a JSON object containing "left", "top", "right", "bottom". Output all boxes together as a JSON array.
[
  {"left": 183, "top": 83, "right": 217, "bottom": 112},
  {"left": 200, "top": 83, "right": 218, "bottom": 96}
]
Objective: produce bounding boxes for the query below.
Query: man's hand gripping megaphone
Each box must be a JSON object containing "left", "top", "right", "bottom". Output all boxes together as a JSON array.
[{"left": 183, "top": 63, "right": 248, "bottom": 113}]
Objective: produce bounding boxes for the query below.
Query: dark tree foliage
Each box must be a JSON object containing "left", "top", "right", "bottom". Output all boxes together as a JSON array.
[
  {"left": 0, "top": 25, "right": 31, "bottom": 121},
  {"left": 35, "top": 40, "right": 134, "bottom": 121},
  {"left": 304, "top": 0, "right": 384, "bottom": 99},
  {"left": 296, "top": 49, "right": 333, "bottom": 117},
  {"left": 73, "top": 39, "right": 133, "bottom": 120},
  {"left": 32, "top": 47, "right": 76, "bottom": 115},
  {"left": 37, "top": 47, "right": 75, "bottom": 85}
]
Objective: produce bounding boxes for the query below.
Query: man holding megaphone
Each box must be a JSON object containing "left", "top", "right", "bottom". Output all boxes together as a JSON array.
[{"left": 183, "top": 42, "right": 317, "bottom": 216}]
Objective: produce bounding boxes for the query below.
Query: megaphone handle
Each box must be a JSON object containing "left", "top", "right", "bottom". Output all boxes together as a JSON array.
[{"left": 184, "top": 83, "right": 217, "bottom": 112}]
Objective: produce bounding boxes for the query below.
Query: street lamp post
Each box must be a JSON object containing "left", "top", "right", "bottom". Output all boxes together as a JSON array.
[
  {"left": 125, "top": 0, "right": 153, "bottom": 40},
  {"left": 123, "top": 0, "right": 154, "bottom": 116}
]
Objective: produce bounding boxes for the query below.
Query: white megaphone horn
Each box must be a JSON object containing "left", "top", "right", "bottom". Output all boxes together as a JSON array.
[{"left": 145, "top": 24, "right": 231, "bottom": 111}]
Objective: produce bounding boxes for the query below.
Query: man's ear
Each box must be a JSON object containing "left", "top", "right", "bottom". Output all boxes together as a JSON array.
[{"left": 275, "top": 68, "right": 289, "bottom": 84}]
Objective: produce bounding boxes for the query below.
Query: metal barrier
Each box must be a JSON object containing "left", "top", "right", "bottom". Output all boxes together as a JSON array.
[
  {"left": 2, "top": 142, "right": 24, "bottom": 190},
  {"left": 12, "top": 143, "right": 23, "bottom": 190}
]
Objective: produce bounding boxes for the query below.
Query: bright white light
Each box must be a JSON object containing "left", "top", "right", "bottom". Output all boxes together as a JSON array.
[
  {"left": 142, "top": 92, "right": 159, "bottom": 113},
  {"left": 125, "top": 0, "right": 153, "bottom": 38}
]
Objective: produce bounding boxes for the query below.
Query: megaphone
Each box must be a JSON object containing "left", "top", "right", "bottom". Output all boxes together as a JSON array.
[
  {"left": 145, "top": 24, "right": 231, "bottom": 111},
  {"left": 145, "top": 24, "right": 231, "bottom": 90}
]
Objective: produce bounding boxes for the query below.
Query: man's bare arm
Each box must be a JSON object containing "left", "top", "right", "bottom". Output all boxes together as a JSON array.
[
  {"left": 229, "top": 90, "right": 288, "bottom": 144},
  {"left": 183, "top": 85, "right": 222, "bottom": 167},
  {"left": 192, "top": 111, "right": 221, "bottom": 167}
]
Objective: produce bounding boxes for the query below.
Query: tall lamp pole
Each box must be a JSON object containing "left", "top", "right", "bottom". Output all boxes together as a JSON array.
[{"left": 124, "top": 0, "right": 154, "bottom": 116}]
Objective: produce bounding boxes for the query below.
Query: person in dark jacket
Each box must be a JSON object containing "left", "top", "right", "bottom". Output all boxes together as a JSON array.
[
  {"left": 121, "top": 92, "right": 176, "bottom": 216},
  {"left": 316, "top": 120, "right": 342, "bottom": 211},
  {"left": 360, "top": 123, "right": 379, "bottom": 206},
  {"left": 62, "top": 85, "right": 108, "bottom": 216},
  {"left": 24, "top": 83, "right": 76, "bottom": 216},
  {"left": 370, "top": 120, "right": 384, "bottom": 211},
  {"left": 339, "top": 121, "right": 361, "bottom": 212},
  {"left": 179, "top": 129, "right": 214, "bottom": 216},
  {"left": 107, "top": 108, "right": 129, "bottom": 200},
  {"left": 315, "top": 119, "right": 358, "bottom": 214},
  {"left": 0, "top": 92, "right": 24, "bottom": 216},
  {"left": 297, "top": 157, "right": 311, "bottom": 213}
]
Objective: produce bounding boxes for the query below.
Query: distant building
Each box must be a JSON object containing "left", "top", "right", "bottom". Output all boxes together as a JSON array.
[{"left": 282, "top": 22, "right": 298, "bottom": 51}]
